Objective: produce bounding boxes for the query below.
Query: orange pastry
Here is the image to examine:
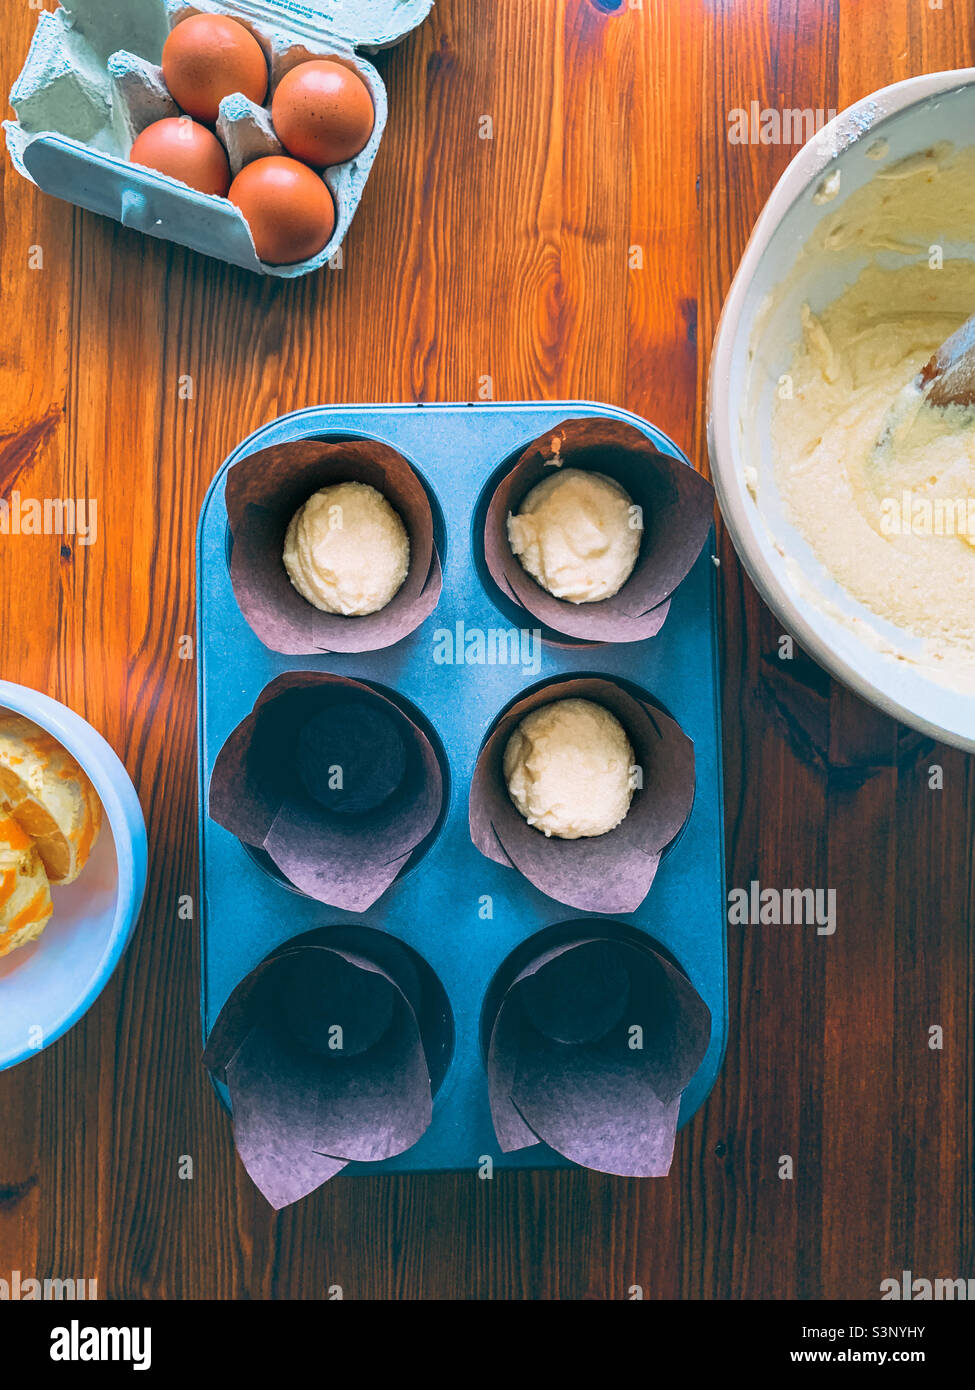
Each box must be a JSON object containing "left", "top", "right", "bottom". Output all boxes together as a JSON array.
[
  {"left": 0, "top": 713, "right": 103, "bottom": 885},
  {"left": 0, "top": 814, "right": 53, "bottom": 958}
]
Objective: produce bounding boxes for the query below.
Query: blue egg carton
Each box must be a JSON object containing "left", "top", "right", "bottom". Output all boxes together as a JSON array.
[
  {"left": 196, "top": 400, "right": 728, "bottom": 1174},
  {"left": 5, "top": 1, "right": 432, "bottom": 277}
]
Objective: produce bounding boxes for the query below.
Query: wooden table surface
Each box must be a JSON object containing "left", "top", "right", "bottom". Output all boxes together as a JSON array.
[{"left": 1, "top": 0, "right": 972, "bottom": 1301}]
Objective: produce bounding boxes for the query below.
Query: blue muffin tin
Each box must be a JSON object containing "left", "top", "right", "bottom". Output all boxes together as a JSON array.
[{"left": 196, "top": 401, "right": 727, "bottom": 1174}]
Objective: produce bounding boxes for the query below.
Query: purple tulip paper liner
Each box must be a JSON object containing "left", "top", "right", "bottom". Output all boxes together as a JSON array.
[
  {"left": 469, "top": 677, "right": 695, "bottom": 914},
  {"left": 484, "top": 415, "right": 715, "bottom": 643},
  {"left": 204, "top": 928, "right": 437, "bottom": 1209},
  {"left": 209, "top": 671, "right": 444, "bottom": 912},
  {"left": 225, "top": 437, "right": 443, "bottom": 655},
  {"left": 487, "top": 932, "right": 712, "bottom": 1177}
]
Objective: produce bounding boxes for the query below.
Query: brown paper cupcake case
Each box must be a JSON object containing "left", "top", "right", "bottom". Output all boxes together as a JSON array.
[
  {"left": 204, "top": 925, "right": 453, "bottom": 1209},
  {"left": 484, "top": 416, "right": 714, "bottom": 643},
  {"left": 209, "top": 671, "right": 445, "bottom": 912},
  {"left": 225, "top": 436, "right": 443, "bottom": 655},
  {"left": 469, "top": 676, "right": 695, "bottom": 914},
  {"left": 484, "top": 924, "right": 712, "bottom": 1177}
]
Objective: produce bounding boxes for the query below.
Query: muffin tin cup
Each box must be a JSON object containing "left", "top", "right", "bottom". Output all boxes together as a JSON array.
[
  {"left": 469, "top": 675, "right": 696, "bottom": 915},
  {"left": 484, "top": 416, "right": 715, "bottom": 644},
  {"left": 483, "top": 923, "right": 712, "bottom": 1178},
  {"left": 197, "top": 401, "right": 727, "bottom": 1177},
  {"left": 208, "top": 670, "right": 446, "bottom": 912},
  {"left": 203, "top": 923, "right": 454, "bottom": 1207},
  {"left": 225, "top": 435, "right": 443, "bottom": 655}
]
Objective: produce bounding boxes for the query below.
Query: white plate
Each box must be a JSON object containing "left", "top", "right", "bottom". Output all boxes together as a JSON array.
[{"left": 0, "top": 682, "right": 147, "bottom": 1070}]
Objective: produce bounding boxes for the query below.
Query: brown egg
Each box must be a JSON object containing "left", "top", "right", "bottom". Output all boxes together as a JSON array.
[
  {"left": 162, "top": 14, "right": 268, "bottom": 125},
  {"left": 129, "top": 117, "right": 231, "bottom": 196},
  {"left": 271, "top": 60, "right": 375, "bottom": 168},
  {"left": 229, "top": 157, "right": 336, "bottom": 265}
]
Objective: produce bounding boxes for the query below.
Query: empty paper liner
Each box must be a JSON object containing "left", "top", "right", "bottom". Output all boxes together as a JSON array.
[
  {"left": 486, "top": 927, "right": 712, "bottom": 1177},
  {"left": 484, "top": 416, "right": 714, "bottom": 643},
  {"left": 209, "top": 671, "right": 444, "bottom": 911},
  {"left": 224, "top": 437, "right": 443, "bottom": 655},
  {"left": 204, "top": 925, "right": 450, "bottom": 1208},
  {"left": 469, "top": 676, "right": 695, "bottom": 914}
]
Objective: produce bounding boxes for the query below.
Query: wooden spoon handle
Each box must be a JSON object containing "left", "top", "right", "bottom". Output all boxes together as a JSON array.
[{"left": 920, "top": 312, "right": 975, "bottom": 407}]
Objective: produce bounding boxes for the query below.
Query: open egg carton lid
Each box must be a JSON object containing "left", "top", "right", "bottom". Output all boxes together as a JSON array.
[{"left": 4, "top": 0, "right": 433, "bottom": 277}]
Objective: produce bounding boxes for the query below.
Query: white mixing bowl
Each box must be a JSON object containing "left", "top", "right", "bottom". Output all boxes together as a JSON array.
[{"left": 708, "top": 69, "right": 975, "bottom": 753}]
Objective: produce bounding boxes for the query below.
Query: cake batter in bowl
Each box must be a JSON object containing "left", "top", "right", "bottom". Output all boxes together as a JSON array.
[{"left": 709, "top": 70, "right": 975, "bottom": 750}]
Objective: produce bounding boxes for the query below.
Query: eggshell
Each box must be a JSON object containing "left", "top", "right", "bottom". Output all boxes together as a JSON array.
[
  {"left": 271, "top": 60, "right": 375, "bottom": 168},
  {"left": 229, "top": 156, "right": 336, "bottom": 265},
  {"left": 129, "top": 116, "right": 231, "bottom": 196},
  {"left": 163, "top": 14, "right": 268, "bottom": 126}
]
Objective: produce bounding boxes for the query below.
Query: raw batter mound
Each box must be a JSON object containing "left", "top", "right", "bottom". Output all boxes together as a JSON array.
[
  {"left": 507, "top": 468, "right": 642, "bottom": 603},
  {"left": 283, "top": 481, "right": 410, "bottom": 617},
  {"left": 503, "top": 698, "right": 635, "bottom": 840}
]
